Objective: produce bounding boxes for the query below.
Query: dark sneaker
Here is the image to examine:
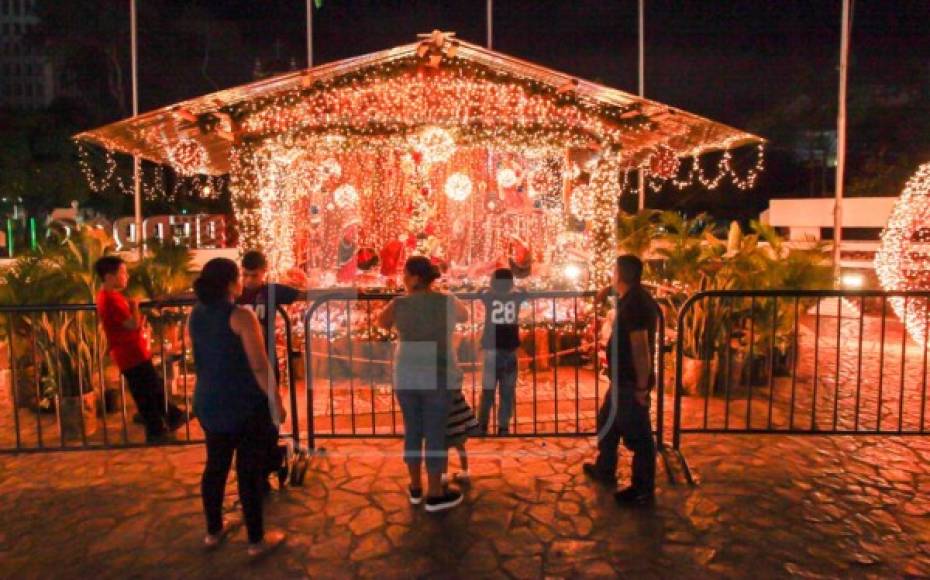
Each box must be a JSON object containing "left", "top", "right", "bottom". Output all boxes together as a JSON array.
[
  {"left": 583, "top": 463, "right": 617, "bottom": 485},
  {"left": 424, "top": 489, "right": 464, "bottom": 513},
  {"left": 497, "top": 428, "right": 510, "bottom": 436},
  {"left": 408, "top": 486, "right": 423, "bottom": 505},
  {"left": 614, "top": 486, "right": 655, "bottom": 506}
]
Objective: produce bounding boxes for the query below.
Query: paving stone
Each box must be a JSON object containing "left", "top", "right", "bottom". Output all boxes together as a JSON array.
[{"left": 351, "top": 531, "right": 391, "bottom": 562}]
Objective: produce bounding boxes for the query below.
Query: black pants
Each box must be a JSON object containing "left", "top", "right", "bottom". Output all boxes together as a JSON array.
[
  {"left": 594, "top": 382, "right": 656, "bottom": 493},
  {"left": 122, "top": 360, "right": 181, "bottom": 437},
  {"left": 202, "top": 406, "right": 276, "bottom": 544}
]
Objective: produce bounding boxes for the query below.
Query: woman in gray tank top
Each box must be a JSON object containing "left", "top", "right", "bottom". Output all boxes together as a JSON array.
[{"left": 379, "top": 256, "right": 469, "bottom": 512}]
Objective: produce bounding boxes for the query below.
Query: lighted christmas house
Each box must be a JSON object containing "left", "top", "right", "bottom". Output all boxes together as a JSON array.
[{"left": 76, "top": 32, "right": 763, "bottom": 289}]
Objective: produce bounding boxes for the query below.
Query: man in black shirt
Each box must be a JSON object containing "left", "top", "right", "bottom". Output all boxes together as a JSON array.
[
  {"left": 477, "top": 268, "right": 526, "bottom": 435},
  {"left": 584, "top": 255, "right": 659, "bottom": 505}
]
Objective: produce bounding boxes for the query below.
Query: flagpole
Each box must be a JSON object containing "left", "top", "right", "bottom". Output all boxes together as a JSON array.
[
  {"left": 131, "top": 0, "right": 143, "bottom": 260},
  {"left": 637, "top": 0, "right": 646, "bottom": 212},
  {"left": 306, "top": 0, "right": 314, "bottom": 67},
  {"left": 486, "top": 0, "right": 493, "bottom": 49},
  {"left": 834, "top": 0, "right": 850, "bottom": 283}
]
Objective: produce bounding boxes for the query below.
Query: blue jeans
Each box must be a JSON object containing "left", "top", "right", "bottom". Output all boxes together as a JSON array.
[
  {"left": 478, "top": 350, "right": 518, "bottom": 433},
  {"left": 394, "top": 366, "right": 451, "bottom": 475}
]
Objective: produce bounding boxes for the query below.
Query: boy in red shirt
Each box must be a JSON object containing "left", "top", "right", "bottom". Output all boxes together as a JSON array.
[{"left": 95, "top": 256, "right": 185, "bottom": 442}]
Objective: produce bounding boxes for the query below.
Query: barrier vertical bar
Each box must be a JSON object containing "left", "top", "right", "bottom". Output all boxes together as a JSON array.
[
  {"left": 325, "top": 301, "right": 336, "bottom": 435},
  {"left": 854, "top": 296, "right": 865, "bottom": 431},
  {"left": 367, "top": 299, "right": 376, "bottom": 435},
  {"left": 723, "top": 298, "right": 734, "bottom": 430},
  {"left": 877, "top": 296, "right": 887, "bottom": 431},
  {"left": 76, "top": 311, "right": 89, "bottom": 448},
  {"left": 832, "top": 295, "right": 843, "bottom": 432},
  {"left": 531, "top": 296, "right": 539, "bottom": 435},
  {"left": 180, "top": 306, "right": 192, "bottom": 442},
  {"left": 573, "top": 295, "right": 580, "bottom": 433},
  {"left": 788, "top": 296, "right": 800, "bottom": 431},
  {"left": 53, "top": 313, "right": 65, "bottom": 448},
  {"left": 552, "top": 297, "right": 559, "bottom": 434},
  {"left": 921, "top": 299, "right": 929, "bottom": 433},
  {"left": 278, "top": 305, "right": 299, "bottom": 448},
  {"left": 811, "top": 298, "right": 822, "bottom": 431},
  {"left": 95, "top": 309, "right": 110, "bottom": 447},
  {"left": 746, "top": 297, "right": 756, "bottom": 430},
  {"left": 652, "top": 308, "right": 665, "bottom": 449},
  {"left": 346, "top": 300, "right": 356, "bottom": 435},
  {"left": 672, "top": 298, "right": 687, "bottom": 450},
  {"left": 8, "top": 313, "right": 22, "bottom": 450},
  {"left": 702, "top": 296, "right": 713, "bottom": 430},
  {"left": 766, "top": 297, "right": 777, "bottom": 430},
  {"left": 898, "top": 296, "right": 908, "bottom": 433}
]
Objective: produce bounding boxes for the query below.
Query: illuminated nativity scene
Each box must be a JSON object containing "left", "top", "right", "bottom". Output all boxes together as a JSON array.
[{"left": 76, "top": 31, "right": 763, "bottom": 291}]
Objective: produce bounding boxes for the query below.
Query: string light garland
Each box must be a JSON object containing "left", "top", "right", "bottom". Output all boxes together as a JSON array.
[
  {"left": 875, "top": 162, "right": 930, "bottom": 345},
  {"left": 74, "top": 41, "right": 765, "bottom": 290}
]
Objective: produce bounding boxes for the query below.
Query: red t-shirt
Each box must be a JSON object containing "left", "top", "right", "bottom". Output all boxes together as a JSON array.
[{"left": 96, "top": 289, "right": 151, "bottom": 371}]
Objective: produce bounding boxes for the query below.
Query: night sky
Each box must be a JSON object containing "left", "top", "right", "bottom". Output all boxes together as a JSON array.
[{"left": 130, "top": 0, "right": 930, "bottom": 131}]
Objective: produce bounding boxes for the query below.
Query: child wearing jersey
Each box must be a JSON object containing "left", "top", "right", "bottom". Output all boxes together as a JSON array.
[{"left": 477, "top": 268, "right": 526, "bottom": 435}]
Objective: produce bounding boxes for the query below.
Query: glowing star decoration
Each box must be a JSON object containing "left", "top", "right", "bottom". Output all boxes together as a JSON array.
[
  {"left": 496, "top": 167, "right": 519, "bottom": 188},
  {"left": 875, "top": 162, "right": 930, "bottom": 345},
  {"left": 444, "top": 172, "right": 473, "bottom": 201},
  {"left": 407, "top": 126, "right": 456, "bottom": 166},
  {"left": 333, "top": 183, "right": 359, "bottom": 208}
]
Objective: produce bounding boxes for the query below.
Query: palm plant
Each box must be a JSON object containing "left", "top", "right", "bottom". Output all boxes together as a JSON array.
[{"left": 615, "top": 209, "right": 659, "bottom": 259}]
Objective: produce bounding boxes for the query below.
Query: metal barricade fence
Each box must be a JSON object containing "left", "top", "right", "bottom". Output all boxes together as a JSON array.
[
  {"left": 0, "top": 300, "right": 300, "bottom": 453},
  {"left": 300, "top": 291, "right": 669, "bottom": 456},
  {"left": 672, "top": 289, "right": 930, "bottom": 483}
]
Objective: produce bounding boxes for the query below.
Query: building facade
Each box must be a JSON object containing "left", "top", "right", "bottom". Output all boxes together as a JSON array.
[{"left": 0, "top": 0, "right": 54, "bottom": 109}]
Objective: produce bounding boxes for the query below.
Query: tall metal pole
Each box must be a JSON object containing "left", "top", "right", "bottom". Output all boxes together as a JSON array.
[
  {"left": 131, "top": 0, "right": 143, "bottom": 260},
  {"left": 306, "top": 0, "right": 313, "bottom": 67},
  {"left": 637, "top": 0, "right": 646, "bottom": 211},
  {"left": 834, "top": 0, "right": 850, "bottom": 283},
  {"left": 486, "top": 0, "right": 493, "bottom": 49}
]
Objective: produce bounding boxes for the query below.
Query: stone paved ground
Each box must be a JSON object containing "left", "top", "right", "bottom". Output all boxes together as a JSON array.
[{"left": 3, "top": 434, "right": 930, "bottom": 579}]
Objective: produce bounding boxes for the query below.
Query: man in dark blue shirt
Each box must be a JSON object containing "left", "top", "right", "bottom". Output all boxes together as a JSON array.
[
  {"left": 584, "top": 255, "right": 659, "bottom": 506},
  {"left": 238, "top": 250, "right": 305, "bottom": 491},
  {"left": 238, "top": 251, "right": 303, "bottom": 380}
]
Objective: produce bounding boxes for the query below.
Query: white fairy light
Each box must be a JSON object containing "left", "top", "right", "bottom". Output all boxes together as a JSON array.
[
  {"left": 444, "top": 172, "right": 473, "bottom": 201},
  {"left": 333, "top": 183, "right": 359, "bottom": 208},
  {"left": 875, "top": 162, "right": 930, "bottom": 345}
]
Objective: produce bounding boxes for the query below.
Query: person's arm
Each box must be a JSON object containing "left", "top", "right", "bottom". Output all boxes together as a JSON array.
[
  {"left": 630, "top": 329, "right": 653, "bottom": 406},
  {"left": 377, "top": 298, "right": 397, "bottom": 330},
  {"left": 270, "top": 283, "right": 303, "bottom": 306},
  {"left": 594, "top": 285, "right": 613, "bottom": 306},
  {"left": 451, "top": 294, "right": 469, "bottom": 323},
  {"left": 231, "top": 306, "right": 286, "bottom": 423}
]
